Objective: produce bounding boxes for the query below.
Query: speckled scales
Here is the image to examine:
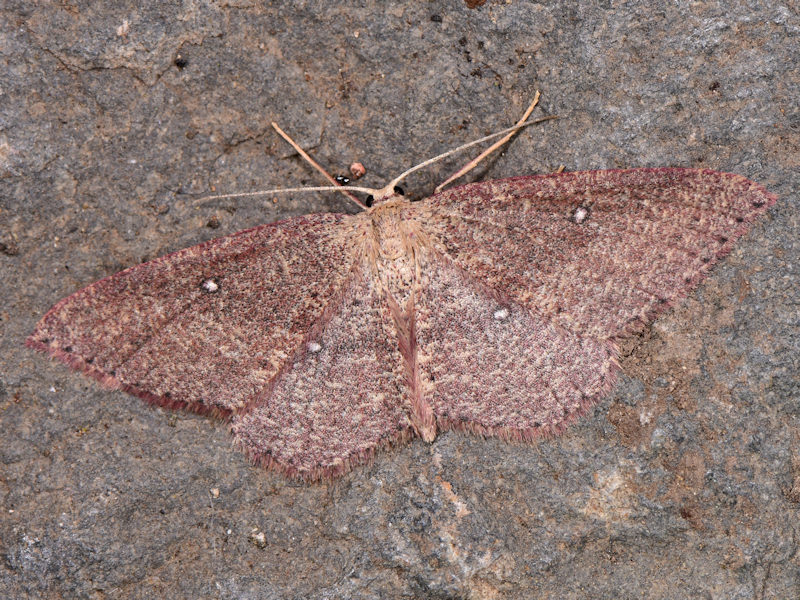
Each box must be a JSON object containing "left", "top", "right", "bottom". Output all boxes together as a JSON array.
[
  {"left": 231, "top": 266, "right": 413, "bottom": 480},
  {"left": 27, "top": 213, "right": 361, "bottom": 415},
  {"left": 27, "top": 167, "right": 776, "bottom": 480},
  {"left": 414, "top": 250, "right": 618, "bottom": 439},
  {"left": 420, "top": 169, "right": 775, "bottom": 341}
]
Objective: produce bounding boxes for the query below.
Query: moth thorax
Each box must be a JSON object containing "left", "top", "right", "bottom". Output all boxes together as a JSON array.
[{"left": 372, "top": 210, "right": 415, "bottom": 261}]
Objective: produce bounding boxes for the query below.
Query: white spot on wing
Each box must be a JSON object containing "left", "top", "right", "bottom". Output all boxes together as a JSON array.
[
  {"left": 307, "top": 342, "right": 322, "bottom": 354},
  {"left": 493, "top": 307, "right": 509, "bottom": 321},
  {"left": 572, "top": 206, "right": 589, "bottom": 224},
  {"left": 202, "top": 279, "right": 219, "bottom": 293}
]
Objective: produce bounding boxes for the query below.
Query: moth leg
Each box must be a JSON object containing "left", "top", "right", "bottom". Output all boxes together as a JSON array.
[
  {"left": 270, "top": 121, "right": 366, "bottom": 209},
  {"left": 433, "top": 91, "right": 541, "bottom": 193}
]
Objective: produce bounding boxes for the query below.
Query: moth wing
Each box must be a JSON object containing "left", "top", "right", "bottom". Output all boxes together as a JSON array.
[
  {"left": 409, "top": 168, "right": 774, "bottom": 437},
  {"left": 28, "top": 213, "right": 363, "bottom": 417},
  {"left": 419, "top": 168, "right": 775, "bottom": 341},
  {"left": 412, "top": 247, "right": 618, "bottom": 439},
  {"left": 231, "top": 267, "right": 413, "bottom": 481}
]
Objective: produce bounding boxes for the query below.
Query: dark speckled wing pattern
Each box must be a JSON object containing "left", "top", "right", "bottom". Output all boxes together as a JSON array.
[
  {"left": 413, "top": 168, "right": 775, "bottom": 438},
  {"left": 231, "top": 267, "right": 414, "bottom": 480},
  {"left": 27, "top": 213, "right": 362, "bottom": 417},
  {"left": 28, "top": 167, "right": 776, "bottom": 480},
  {"left": 419, "top": 169, "right": 775, "bottom": 340},
  {"left": 412, "top": 247, "right": 618, "bottom": 441}
]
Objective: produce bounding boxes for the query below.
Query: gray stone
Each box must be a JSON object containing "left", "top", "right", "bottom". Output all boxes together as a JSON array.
[{"left": 2, "top": 1, "right": 798, "bottom": 598}]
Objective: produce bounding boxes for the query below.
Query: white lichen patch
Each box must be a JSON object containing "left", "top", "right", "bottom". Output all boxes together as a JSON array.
[
  {"left": 582, "top": 465, "right": 635, "bottom": 523},
  {"left": 249, "top": 529, "right": 267, "bottom": 549},
  {"left": 201, "top": 279, "right": 219, "bottom": 293},
  {"left": 116, "top": 19, "right": 130, "bottom": 37},
  {"left": 307, "top": 341, "right": 322, "bottom": 354}
]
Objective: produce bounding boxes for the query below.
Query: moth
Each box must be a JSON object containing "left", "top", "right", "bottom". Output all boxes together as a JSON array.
[{"left": 27, "top": 94, "right": 776, "bottom": 480}]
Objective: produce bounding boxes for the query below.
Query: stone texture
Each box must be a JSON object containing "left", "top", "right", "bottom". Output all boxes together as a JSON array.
[{"left": 1, "top": 1, "right": 798, "bottom": 598}]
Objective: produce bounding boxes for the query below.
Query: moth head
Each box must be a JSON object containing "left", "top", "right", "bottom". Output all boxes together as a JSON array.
[
  {"left": 365, "top": 185, "right": 405, "bottom": 208},
  {"left": 198, "top": 100, "right": 554, "bottom": 213}
]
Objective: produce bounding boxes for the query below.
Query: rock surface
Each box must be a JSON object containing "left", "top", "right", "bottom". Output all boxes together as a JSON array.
[{"left": 2, "top": 2, "right": 798, "bottom": 598}]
